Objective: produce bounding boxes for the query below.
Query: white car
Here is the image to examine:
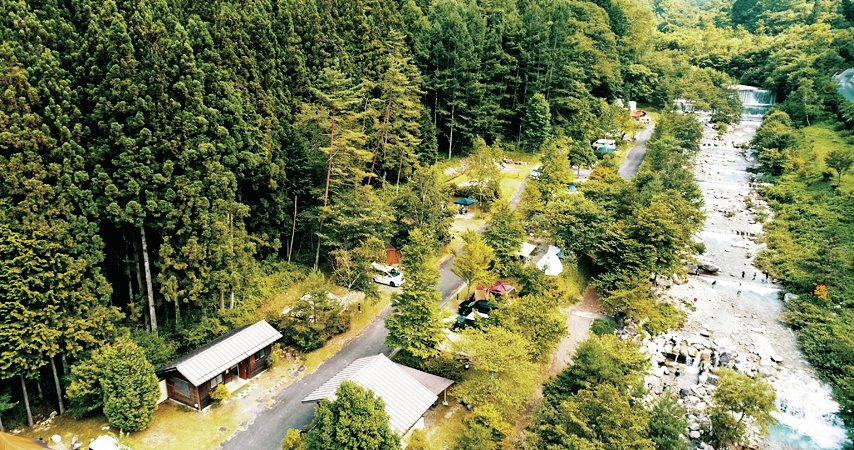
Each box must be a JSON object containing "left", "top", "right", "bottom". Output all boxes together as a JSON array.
[
  {"left": 530, "top": 165, "right": 542, "bottom": 180},
  {"left": 371, "top": 262, "right": 405, "bottom": 287}
]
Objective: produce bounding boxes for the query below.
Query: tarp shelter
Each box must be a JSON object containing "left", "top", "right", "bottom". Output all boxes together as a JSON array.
[
  {"left": 454, "top": 197, "right": 475, "bottom": 206},
  {"left": 566, "top": 184, "right": 576, "bottom": 192},
  {"left": 487, "top": 282, "right": 514, "bottom": 295},
  {"left": 515, "top": 242, "right": 536, "bottom": 259},
  {"left": 547, "top": 245, "right": 568, "bottom": 260},
  {"left": 89, "top": 435, "right": 128, "bottom": 450},
  {"left": 385, "top": 248, "right": 401, "bottom": 265},
  {"left": 0, "top": 433, "right": 50, "bottom": 450},
  {"left": 536, "top": 253, "right": 563, "bottom": 276},
  {"left": 303, "top": 354, "right": 453, "bottom": 435},
  {"left": 593, "top": 139, "right": 616, "bottom": 153},
  {"left": 472, "top": 286, "right": 488, "bottom": 301}
]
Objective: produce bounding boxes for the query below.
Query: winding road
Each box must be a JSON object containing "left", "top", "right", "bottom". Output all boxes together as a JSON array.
[
  {"left": 220, "top": 126, "right": 654, "bottom": 449},
  {"left": 618, "top": 125, "right": 654, "bottom": 180}
]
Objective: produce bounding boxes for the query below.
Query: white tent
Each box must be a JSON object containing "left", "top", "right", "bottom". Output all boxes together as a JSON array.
[
  {"left": 89, "top": 435, "right": 129, "bottom": 450},
  {"left": 536, "top": 253, "right": 563, "bottom": 276},
  {"left": 516, "top": 242, "right": 536, "bottom": 258}
]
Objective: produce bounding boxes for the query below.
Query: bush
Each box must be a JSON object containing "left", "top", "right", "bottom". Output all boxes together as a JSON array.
[
  {"left": 694, "top": 241, "right": 706, "bottom": 255},
  {"left": 267, "top": 343, "right": 282, "bottom": 368},
  {"left": 591, "top": 318, "right": 616, "bottom": 335},
  {"left": 644, "top": 303, "right": 685, "bottom": 336},
  {"left": 822, "top": 168, "right": 836, "bottom": 181},
  {"left": 210, "top": 384, "right": 231, "bottom": 404}
]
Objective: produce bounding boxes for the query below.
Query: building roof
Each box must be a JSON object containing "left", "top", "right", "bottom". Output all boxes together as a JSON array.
[
  {"left": 155, "top": 320, "right": 282, "bottom": 386},
  {"left": 302, "top": 354, "right": 445, "bottom": 434},
  {"left": 395, "top": 364, "right": 455, "bottom": 395}
]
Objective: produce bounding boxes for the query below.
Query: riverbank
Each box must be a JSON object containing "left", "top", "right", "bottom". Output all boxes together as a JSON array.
[{"left": 646, "top": 117, "right": 849, "bottom": 449}]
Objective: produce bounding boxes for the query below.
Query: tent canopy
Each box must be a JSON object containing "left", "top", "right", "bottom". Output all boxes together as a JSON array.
[
  {"left": 515, "top": 242, "right": 536, "bottom": 258},
  {"left": 536, "top": 253, "right": 563, "bottom": 276},
  {"left": 0, "top": 433, "right": 51, "bottom": 450},
  {"left": 487, "top": 282, "right": 514, "bottom": 294},
  {"left": 89, "top": 435, "right": 128, "bottom": 450},
  {"left": 454, "top": 197, "right": 475, "bottom": 206}
]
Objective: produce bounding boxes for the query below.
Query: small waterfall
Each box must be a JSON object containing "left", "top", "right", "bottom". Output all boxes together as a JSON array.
[
  {"left": 736, "top": 85, "right": 776, "bottom": 118},
  {"left": 767, "top": 369, "right": 850, "bottom": 449}
]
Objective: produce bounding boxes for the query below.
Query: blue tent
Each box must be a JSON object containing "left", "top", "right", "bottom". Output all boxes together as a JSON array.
[
  {"left": 566, "top": 184, "right": 577, "bottom": 192},
  {"left": 454, "top": 197, "right": 475, "bottom": 206}
]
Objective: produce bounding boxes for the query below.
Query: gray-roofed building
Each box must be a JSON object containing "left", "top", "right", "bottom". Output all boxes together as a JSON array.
[
  {"left": 302, "top": 354, "right": 453, "bottom": 434},
  {"left": 155, "top": 320, "right": 282, "bottom": 410}
]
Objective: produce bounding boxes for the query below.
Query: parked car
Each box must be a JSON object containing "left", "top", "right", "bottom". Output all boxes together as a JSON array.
[
  {"left": 371, "top": 262, "right": 405, "bottom": 287},
  {"left": 458, "top": 299, "right": 497, "bottom": 317},
  {"left": 529, "top": 165, "right": 542, "bottom": 180}
]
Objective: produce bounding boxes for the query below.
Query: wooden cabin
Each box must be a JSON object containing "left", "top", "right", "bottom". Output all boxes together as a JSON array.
[{"left": 155, "top": 320, "right": 282, "bottom": 411}]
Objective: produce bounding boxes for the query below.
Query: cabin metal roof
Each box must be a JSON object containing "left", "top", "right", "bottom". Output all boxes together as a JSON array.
[
  {"left": 302, "top": 354, "right": 448, "bottom": 434},
  {"left": 156, "top": 320, "right": 282, "bottom": 386}
]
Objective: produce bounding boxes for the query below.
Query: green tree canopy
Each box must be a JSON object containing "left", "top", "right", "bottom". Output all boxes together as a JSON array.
[
  {"left": 101, "top": 335, "right": 160, "bottom": 432},
  {"left": 306, "top": 381, "right": 401, "bottom": 450}
]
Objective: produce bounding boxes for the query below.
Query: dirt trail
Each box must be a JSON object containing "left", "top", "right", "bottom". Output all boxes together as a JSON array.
[{"left": 512, "top": 287, "right": 604, "bottom": 434}]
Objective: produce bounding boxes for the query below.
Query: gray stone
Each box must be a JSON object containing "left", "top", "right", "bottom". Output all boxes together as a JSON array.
[
  {"left": 690, "top": 430, "right": 702, "bottom": 439},
  {"left": 784, "top": 293, "right": 799, "bottom": 302},
  {"left": 707, "top": 374, "right": 720, "bottom": 385},
  {"left": 700, "top": 263, "right": 719, "bottom": 273},
  {"left": 690, "top": 422, "right": 701, "bottom": 431}
]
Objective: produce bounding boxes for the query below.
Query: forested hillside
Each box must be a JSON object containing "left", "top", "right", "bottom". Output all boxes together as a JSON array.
[{"left": 3, "top": 0, "right": 854, "bottom": 441}]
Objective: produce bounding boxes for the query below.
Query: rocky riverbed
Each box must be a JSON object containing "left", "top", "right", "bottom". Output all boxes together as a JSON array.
[{"left": 625, "top": 116, "right": 849, "bottom": 449}]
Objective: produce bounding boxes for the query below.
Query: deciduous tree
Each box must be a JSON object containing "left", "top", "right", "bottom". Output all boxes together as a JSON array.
[{"left": 306, "top": 381, "right": 401, "bottom": 450}]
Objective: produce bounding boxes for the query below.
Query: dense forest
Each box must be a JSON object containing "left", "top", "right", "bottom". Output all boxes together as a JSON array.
[{"left": 2, "top": 0, "right": 854, "bottom": 442}]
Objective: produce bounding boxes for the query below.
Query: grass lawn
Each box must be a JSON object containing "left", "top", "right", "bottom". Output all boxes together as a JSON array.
[
  {"left": 18, "top": 283, "right": 393, "bottom": 450},
  {"left": 793, "top": 125, "right": 854, "bottom": 194}
]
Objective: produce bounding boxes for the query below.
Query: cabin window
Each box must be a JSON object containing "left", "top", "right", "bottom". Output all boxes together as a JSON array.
[
  {"left": 174, "top": 378, "right": 190, "bottom": 398},
  {"left": 254, "top": 349, "right": 266, "bottom": 362},
  {"left": 210, "top": 373, "right": 223, "bottom": 389}
]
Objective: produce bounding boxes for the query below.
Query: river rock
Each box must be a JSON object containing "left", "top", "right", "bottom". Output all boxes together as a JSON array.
[
  {"left": 707, "top": 374, "right": 719, "bottom": 385},
  {"left": 690, "top": 422, "right": 701, "bottom": 431},
  {"left": 700, "top": 263, "right": 719, "bottom": 273},
  {"left": 690, "top": 430, "right": 702, "bottom": 439},
  {"left": 758, "top": 366, "right": 773, "bottom": 377}
]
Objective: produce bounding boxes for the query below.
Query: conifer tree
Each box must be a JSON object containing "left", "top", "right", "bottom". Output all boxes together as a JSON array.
[
  {"left": 451, "top": 230, "right": 496, "bottom": 299},
  {"left": 385, "top": 228, "right": 444, "bottom": 358},
  {"left": 520, "top": 93, "right": 552, "bottom": 152},
  {"left": 101, "top": 335, "right": 159, "bottom": 432},
  {"left": 482, "top": 200, "right": 525, "bottom": 271}
]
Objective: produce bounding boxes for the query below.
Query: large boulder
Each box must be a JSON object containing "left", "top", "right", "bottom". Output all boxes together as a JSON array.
[{"left": 700, "top": 263, "right": 720, "bottom": 273}]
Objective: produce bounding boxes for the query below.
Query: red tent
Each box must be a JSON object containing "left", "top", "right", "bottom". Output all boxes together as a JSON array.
[
  {"left": 487, "top": 282, "right": 515, "bottom": 294},
  {"left": 385, "top": 248, "right": 401, "bottom": 265}
]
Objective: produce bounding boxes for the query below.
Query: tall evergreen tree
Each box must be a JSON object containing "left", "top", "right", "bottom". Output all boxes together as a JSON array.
[{"left": 101, "top": 335, "right": 159, "bottom": 432}]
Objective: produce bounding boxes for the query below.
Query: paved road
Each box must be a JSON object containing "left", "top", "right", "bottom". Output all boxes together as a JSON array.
[
  {"left": 618, "top": 125, "right": 654, "bottom": 180},
  {"left": 221, "top": 136, "right": 651, "bottom": 449},
  {"left": 220, "top": 310, "right": 393, "bottom": 450},
  {"left": 834, "top": 68, "right": 854, "bottom": 103}
]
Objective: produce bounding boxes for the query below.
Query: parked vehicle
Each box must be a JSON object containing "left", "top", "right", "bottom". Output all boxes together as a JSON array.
[
  {"left": 529, "top": 165, "right": 542, "bottom": 179},
  {"left": 371, "top": 262, "right": 404, "bottom": 287}
]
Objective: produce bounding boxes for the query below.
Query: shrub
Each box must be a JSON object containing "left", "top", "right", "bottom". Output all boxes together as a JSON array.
[
  {"left": 822, "top": 168, "right": 836, "bottom": 181},
  {"left": 694, "top": 241, "right": 706, "bottom": 255},
  {"left": 267, "top": 343, "right": 282, "bottom": 368},
  {"left": 591, "top": 318, "right": 616, "bottom": 335},
  {"left": 210, "top": 384, "right": 231, "bottom": 404},
  {"left": 643, "top": 303, "right": 685, "bottom": 335}
]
